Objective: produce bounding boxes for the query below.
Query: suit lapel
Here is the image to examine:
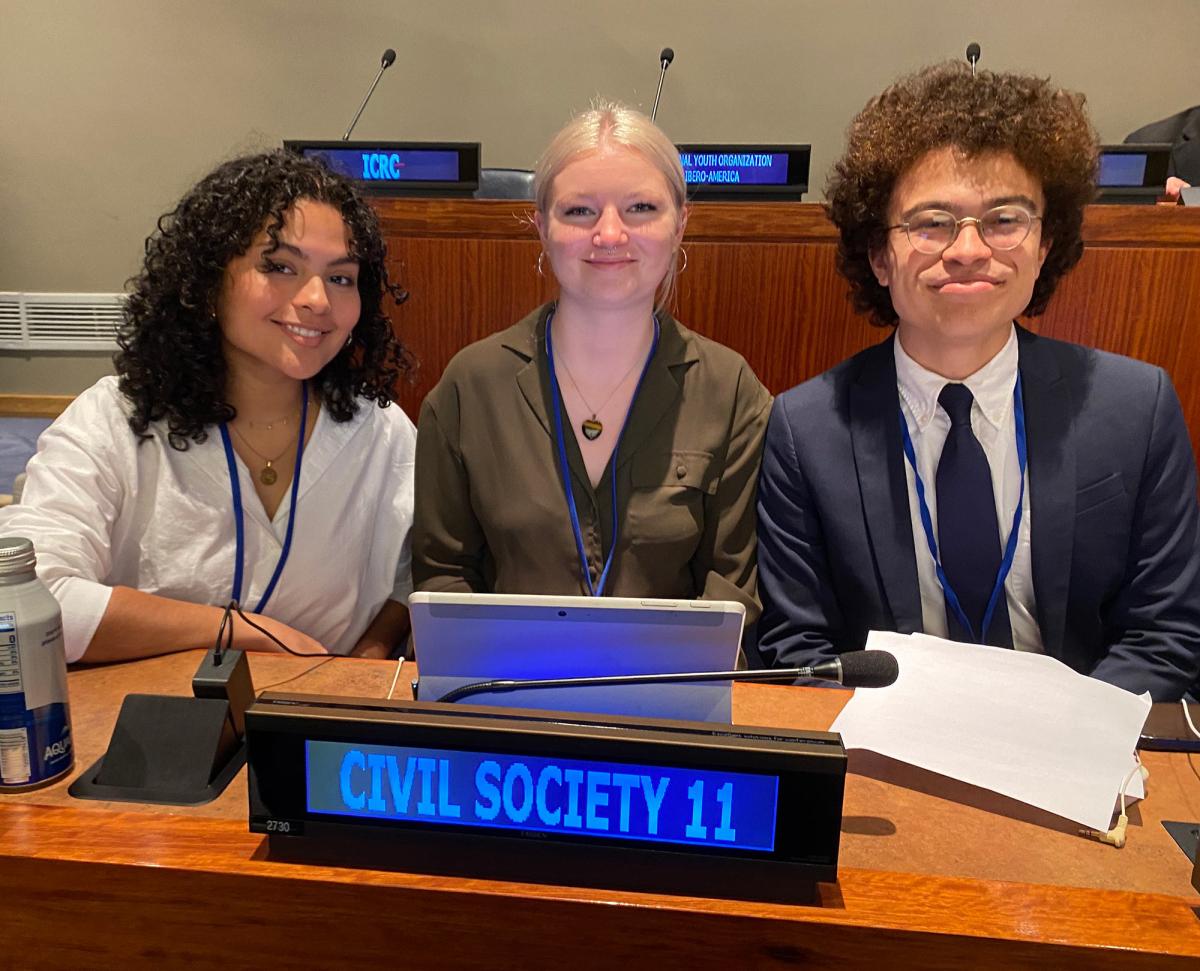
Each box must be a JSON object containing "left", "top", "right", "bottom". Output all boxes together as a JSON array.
[
  {"left": 850, "top": 337, "right": 923, "bottom": 632},
  {"left": 1173, "top": 110, "right": 1200, "bottom": 182},
  {"left": 613, "top": 314, "right": 693, "bottom": 471},
  {"left": 1017, "top": 326, "right": 1075, "bottom": 652},
  {"left": 509, "top": 307, "right": 553, "bottom": 438},
  {"left": 509, "top": 306, "right": 597, "bottom": 497}
]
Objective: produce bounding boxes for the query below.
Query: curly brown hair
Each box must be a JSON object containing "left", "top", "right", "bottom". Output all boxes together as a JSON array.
[
  {"left": 116, "top": 149, "right": 413, "bottom": 449},
  {"left": 825, "top": 61, "right": 1098, "bottom": 327}
]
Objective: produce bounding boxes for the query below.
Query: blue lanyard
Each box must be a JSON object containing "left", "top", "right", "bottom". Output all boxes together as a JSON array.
[
  {"left": 898, "top": 374, "right": 1027, "bottom": 643},
  {"left": 545, "top": 312, "right": 660, "bottom": 597},
  {"left": 218, "top": 381, "right": 308, "bottom": 612}
]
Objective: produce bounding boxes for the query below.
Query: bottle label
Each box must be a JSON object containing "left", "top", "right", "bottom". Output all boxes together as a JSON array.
[
  {"left": 0, "top": 608, "right": 73, "bottom": 787},
  {"left": 0, "top": 727, "right": 32, "bottom": 784}
]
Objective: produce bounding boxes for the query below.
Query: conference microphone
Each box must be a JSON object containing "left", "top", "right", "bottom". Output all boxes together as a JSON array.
[
  {"left": 342, "top": 47, "right": 398, "bottom": 141},
  {"left": 651, "top": 46, "right": 675, "bottom": 122},
  {"left": 966, "top": 42, "right": 981, "bottom": 77},
  {"left": 436, "top": 650, "right": 899, "bottom": 704}
]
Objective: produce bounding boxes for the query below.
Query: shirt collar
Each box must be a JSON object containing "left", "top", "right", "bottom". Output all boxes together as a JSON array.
[{"left": 894, "top": 324, "right": 1018, "bottom": 431}]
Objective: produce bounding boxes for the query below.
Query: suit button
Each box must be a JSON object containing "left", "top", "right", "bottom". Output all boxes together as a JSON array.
[{"left": 675, "top": 464, "right": 687, "bottom": 479}]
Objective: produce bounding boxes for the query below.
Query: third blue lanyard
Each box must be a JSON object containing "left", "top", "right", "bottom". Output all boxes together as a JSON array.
[
  {"left": 545, "top": 313, "right": 660, "bottom": 597},
  {"left": 898, "top": 374, "right": 1027, "bottom": 644}
]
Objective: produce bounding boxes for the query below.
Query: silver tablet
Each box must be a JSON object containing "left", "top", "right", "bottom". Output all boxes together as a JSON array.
[{"left": 410, "top": 592, "right": 746, "bottom": 724}]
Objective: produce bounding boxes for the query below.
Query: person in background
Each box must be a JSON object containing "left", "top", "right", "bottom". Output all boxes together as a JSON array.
[
  {"left": 757, "top": 63, "right": 1200, "bottom": 700},
  {"left": 0, "top": 150, "right": 417, "bottom": 662},
  {"left": 414, "top": 102, "right": 771, "bottom": 621},
  {"left": 1124, "top": 104, "right": 1198, "bottom": 201}
]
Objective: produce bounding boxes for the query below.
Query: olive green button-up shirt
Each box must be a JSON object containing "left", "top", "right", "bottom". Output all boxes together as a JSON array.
[{"left": 413, "top": 305, "right": 772, "bottom": 621}]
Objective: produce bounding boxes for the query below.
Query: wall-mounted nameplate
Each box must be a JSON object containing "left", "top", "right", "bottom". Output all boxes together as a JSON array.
[
  {"left": 247, "top": 692, "right": 845, "bottom": 901},
  {"left": 284, "top": 140, "right": 481, "bottom": 196},
  {"left": 677, "top": 144, "right": 810, "bottom": 201}
]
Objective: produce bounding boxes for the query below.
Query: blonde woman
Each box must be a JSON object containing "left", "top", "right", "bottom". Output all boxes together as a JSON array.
[{"left": 414, "top": 103, "right": 770, "bottom": 617}]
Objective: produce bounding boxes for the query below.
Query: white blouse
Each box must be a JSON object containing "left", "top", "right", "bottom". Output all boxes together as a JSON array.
[{"left": 0, "top": 376, "right": 416, "bottom": 661}]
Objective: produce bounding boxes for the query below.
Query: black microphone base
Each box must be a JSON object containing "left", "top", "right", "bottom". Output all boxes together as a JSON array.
[
  {"left": 68, "top": 693, "right": 246, "bottom": 806},
  {"left": 69, "top": 650, "right": 254, "bottom": 806}
]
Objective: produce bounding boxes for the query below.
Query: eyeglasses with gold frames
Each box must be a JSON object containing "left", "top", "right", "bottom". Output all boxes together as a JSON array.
[{"left": 888, "top": 205, "right": 1042, "bottom": 255}]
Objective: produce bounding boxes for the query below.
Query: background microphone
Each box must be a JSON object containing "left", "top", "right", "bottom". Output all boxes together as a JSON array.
[
  {"left": 342, "top": 47, "right": 397, "bottom": 141},
  {"left": 966, "top": 42, "right": 981, "bottom": 77},
  {"left": 651, "top": 47, "right": 675, "bottom": 122},
  {"left": 437, "top": 650, "right": 899, "bottom": 703}
]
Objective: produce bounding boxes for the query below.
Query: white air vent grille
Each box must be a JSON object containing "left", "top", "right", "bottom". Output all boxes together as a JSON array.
[{"left": 0, "top": 292, "right": 124, "bottom": 350}]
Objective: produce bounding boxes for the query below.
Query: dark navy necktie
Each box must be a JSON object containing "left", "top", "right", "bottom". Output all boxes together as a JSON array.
[{"left": 935, "top": 383, "right": 1013, "bottom": 647}]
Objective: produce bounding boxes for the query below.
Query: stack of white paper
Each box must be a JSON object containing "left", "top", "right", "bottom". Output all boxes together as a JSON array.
[{"left": 830, "top": 632, "right": 1152, "bottom": 830}]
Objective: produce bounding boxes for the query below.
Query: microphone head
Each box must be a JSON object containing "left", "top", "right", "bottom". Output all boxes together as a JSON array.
[
  {"left": 381, "top": 48, "right": 397, "bottom": 68},
  {"left": 660, "top": 47, "right": 675, "bottom": 66},
  {"left": 965, "top": 42, "right": 981, "bottom": 63},
  {"left": 839, "top": 650, "right": 899, "bottom": 689}
]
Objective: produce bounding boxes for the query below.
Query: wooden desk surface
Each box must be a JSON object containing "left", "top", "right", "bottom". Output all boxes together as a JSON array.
[{"left": 3, "top": 652, "right": 1199, "bottom": 969}]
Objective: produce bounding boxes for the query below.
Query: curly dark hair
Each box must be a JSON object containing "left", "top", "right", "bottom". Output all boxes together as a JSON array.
[
  {"left": 115, "top": 149, "right": 413, "bottom": 448},
  {"left": 825, "top": 61, "right": 1098, "bottom": 327}
]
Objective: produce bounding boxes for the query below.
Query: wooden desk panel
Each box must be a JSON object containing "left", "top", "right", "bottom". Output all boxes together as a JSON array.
[
  {"left": 378, "top": 200, "right": 1200, "bottom": 464},
  {"left": 2, "top": 653, "right": 1198, "bottom": 968}
]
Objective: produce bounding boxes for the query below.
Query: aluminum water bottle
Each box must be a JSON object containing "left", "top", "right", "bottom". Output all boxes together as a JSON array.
[{"left": 0, "top": 537, "right": 73, "bottom": 790}]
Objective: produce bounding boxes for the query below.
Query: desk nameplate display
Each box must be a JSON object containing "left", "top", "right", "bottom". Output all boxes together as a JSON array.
[
  {"left": 284, "top": 140, "right": 481, "bottom": 196},
  {"left": 676, "top": 143, "right": 810, "bottom": 201},
  {"left": 1096, "top": 143, "right": 1172, "bottom": 204},
  {"left": 246, "top": 692, "right": 846, "bottom": 900}
]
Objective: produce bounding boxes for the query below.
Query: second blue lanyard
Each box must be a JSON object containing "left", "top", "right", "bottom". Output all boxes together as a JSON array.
[{"left": 545, "top": 313, "right": 660, "bottom": 597}]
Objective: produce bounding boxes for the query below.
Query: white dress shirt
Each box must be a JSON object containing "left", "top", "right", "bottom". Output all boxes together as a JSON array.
[
  {"left": 0, "top": 376, "right": 416, "bottom": 661},
  {"left": 894, "top": 327, "right": 1043, "bottom": 651}
]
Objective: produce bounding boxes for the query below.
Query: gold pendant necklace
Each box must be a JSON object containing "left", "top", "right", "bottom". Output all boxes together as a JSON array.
[
  {"left": 229, "top": 422, "right": 299, "bottom": 485},
  {"left": 557, "top": 351, "right": 646, "bottom": 442}
]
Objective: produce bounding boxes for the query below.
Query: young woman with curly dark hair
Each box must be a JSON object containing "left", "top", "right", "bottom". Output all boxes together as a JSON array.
[
  {"left": 0, "top": 150, "right": 417, "bottom": 662},
  {"left": 757, "top": 63, "right": 1200, "bottom": 701}
]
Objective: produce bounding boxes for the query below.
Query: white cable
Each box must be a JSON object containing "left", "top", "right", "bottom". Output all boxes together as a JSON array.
[
  {"left": 386, "top": 657, "right": 405, "bottom": 700},
  {"left": 1182, "top": 698, "right": 1200, "bottom": 740},
  {"left": 1080, "top": 755, "right": 1145, "bottom": 848}
]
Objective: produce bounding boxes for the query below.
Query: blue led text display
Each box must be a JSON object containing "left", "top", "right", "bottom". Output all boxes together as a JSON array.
[
  {"left": 306, "top": 741, "right": 779, "bottom": 852},
  {"left": 680, "top": 152, "right": 790, "bottom": 186},
  {"left": 304, "top": 149, "right": 462, "bottom": 183}
]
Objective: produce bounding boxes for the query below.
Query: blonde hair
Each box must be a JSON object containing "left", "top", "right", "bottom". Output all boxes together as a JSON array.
[{"left": 534, "top": 100, "right": 687, "bottom": 311}]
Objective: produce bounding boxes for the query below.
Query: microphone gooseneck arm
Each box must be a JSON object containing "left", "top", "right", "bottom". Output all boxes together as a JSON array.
[
  {"left": 342, "top": 49, "right": 397, "bottom": 141},
  {"left": 436, "top": 652, "right": 899, "bottom": 704},
  {"left": 651, "top": 47, "right": 674, "bottom": 122}
]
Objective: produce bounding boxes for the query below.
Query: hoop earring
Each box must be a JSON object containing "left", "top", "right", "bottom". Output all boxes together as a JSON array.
[
  {"left": 677, "top": 247, "right": 688, "bottom": 274},
  {"left": 537, "top": 251, "right": 546, "bottom": 277}
]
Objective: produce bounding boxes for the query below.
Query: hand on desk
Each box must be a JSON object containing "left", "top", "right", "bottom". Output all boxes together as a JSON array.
[
  {"left": 1160, "top": 176, "right": 1192, "bottom": 203},
  {"left": 349, "top": 599, "right": 411, "bottom": 659}
]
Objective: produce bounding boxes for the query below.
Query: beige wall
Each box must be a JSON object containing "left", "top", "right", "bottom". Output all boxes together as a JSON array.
[{"left": 2, "top": 0, "right": 1197, "bottom": 393}]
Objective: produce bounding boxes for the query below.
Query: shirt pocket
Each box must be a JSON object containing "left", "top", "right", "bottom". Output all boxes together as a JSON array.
[{"left": 628, "top": 450, "right": 716, "bottom": 551}]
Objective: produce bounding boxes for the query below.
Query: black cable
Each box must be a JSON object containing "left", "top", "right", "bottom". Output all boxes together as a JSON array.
[
  {"left": 256, "top": 656, "right": 338, "bottom": 691},
  {"left": 231, "top": 602, "right": 327, "bottom": 658},
  {"left": 213, "top": 601, "right": 233, "bottom": 663}
]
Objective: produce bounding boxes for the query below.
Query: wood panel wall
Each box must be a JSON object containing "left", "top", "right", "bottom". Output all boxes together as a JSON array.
[{"left": 377, "top": 200, "right": 1200, "bottom": 463}]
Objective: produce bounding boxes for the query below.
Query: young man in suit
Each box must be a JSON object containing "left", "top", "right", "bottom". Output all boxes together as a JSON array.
[{"left": 756, "top": 63, "right": 1200, "bottom": 701}]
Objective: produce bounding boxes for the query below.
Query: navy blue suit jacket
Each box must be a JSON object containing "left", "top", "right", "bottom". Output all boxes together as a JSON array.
[
  {"left": 756, "top": 327, "right": 1200, "bottom": 701},
  {"left": 1125, "top": 105, "right": 1200, "bottom": 185}
]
